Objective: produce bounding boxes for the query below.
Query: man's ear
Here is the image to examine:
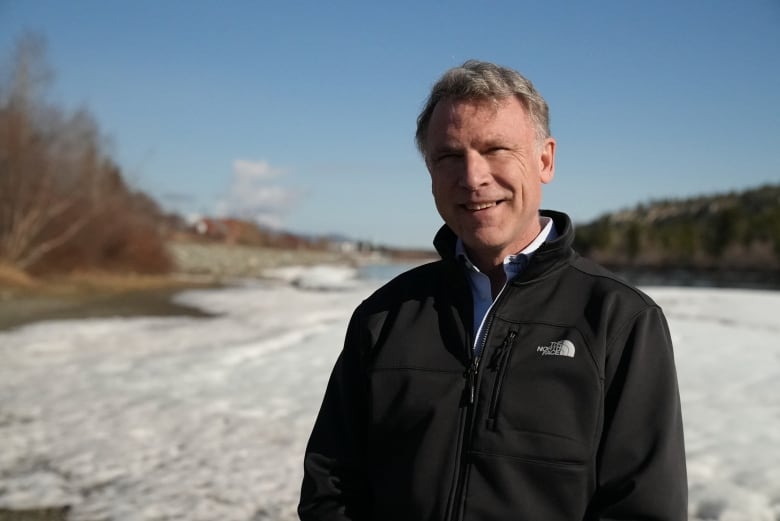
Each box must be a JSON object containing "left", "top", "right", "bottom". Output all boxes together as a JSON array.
[{"left": 539, "top": 137, "right": 555, "bottom": 184}]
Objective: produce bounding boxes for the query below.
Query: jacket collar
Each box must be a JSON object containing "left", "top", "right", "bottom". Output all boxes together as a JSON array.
[{"left": 433, "top": 209, "right": 574, "bottom": 263}]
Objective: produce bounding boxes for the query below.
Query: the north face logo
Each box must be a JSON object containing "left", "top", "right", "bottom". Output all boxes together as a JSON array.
[{"left": 537, "top": 340, "right": 576, "bottom": 358}]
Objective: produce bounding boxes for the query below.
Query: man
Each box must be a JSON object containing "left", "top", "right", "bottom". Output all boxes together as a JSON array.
[{"left": 299, "top": 60, "right": 687, "bottom": 520}]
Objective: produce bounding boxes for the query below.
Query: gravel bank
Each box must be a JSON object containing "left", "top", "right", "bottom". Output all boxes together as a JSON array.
[{"left": 167, "top": 242, "right": 359, "bottom": 280}]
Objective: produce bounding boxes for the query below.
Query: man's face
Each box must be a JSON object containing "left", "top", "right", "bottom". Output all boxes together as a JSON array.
[{"left": 425, "top": 96, "right": 555, "bottom": 267}]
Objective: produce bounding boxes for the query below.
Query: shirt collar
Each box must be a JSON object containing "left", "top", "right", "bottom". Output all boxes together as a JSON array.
[{"left": 455, "top": 216, "right": 556, "bottom": 274}]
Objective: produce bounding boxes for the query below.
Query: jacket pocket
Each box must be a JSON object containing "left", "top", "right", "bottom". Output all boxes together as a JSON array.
[
  {"left": 486, "top": 329, "right": 517, "bottom": 430},
  {"left": 475, "top": 325, "right": 600, "bottom": 465}
]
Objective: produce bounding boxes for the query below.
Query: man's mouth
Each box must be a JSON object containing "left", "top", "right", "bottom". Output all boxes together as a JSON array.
[{"left": 463, "top": 201, "right": 499, "bottom": 211}]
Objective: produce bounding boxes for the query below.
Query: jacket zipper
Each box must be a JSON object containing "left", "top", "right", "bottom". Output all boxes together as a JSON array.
[
  {"left": 448, "top": 356, "right": 481, "bottom": 521},
  {"left": 464, "top": 354, "right": 481, "bottom": 406},
  {"left": 449, "top": 274, "right": 517, "bottom": 520},
  {"left": 487, "top": 330, "right": 517, "bottom": 430},
  {"left": 450, "top": 299, "right": 507, "bottom": 521},
  {"left": 465, "top": 302, "right": 495, "bottom": 406}
]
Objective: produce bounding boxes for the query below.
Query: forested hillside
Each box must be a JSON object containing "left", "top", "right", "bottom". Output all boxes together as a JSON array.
[{"left": 573, "top": 184, "right": 780, "bottom": 271}]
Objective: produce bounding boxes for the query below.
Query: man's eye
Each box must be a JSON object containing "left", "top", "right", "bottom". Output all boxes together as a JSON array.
[{"left": 434, "top": 153, "right": 459, "bottom": 163}]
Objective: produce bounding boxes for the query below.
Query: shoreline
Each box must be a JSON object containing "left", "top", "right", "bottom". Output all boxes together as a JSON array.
[
  {"left": 3, "top": 241, "right": 778, "bottom": 333},
  {"left": 0, "top": 242, "right": 423, "bottom": 332},
  {"left": 0, "top": 285, "right": 217, "bottom": 332}
]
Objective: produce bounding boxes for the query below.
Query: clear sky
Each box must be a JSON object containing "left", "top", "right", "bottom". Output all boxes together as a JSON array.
[{"left": 2, "top": 0, "right": 779, "bottom": 248}]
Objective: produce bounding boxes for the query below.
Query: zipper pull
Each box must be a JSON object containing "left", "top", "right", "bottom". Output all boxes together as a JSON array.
[
  {"left": 464, "top": 356, "right": 480, "bottom": 405},
  {"left": 489, "top": 340, "right": 506, "bottom": 368},
  {"left": 490, "top": 330, "right": 517, "bottom": 368}
]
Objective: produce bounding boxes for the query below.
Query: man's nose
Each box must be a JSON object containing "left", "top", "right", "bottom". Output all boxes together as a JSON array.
[{"left": 458, "top": 152, "right": 491, "bottom": 190}]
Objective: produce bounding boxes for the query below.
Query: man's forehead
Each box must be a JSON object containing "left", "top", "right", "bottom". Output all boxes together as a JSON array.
[
  {"left": 433, "top": 96, "right": 528, "bottom": 122},
  {"left": 436, "top": 96, "right": 501, "bottom": 115},
  {"left": 428, "top": 96, "right": 530, "bottom": 138}
]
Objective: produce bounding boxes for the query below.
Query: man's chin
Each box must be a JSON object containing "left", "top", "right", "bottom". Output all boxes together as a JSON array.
[{"left": 460, "top": 235, "right": 507, "bottom": 258}]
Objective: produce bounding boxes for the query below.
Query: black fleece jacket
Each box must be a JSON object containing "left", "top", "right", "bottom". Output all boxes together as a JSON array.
[{"left": 299, "top": 210, "right": 687, "bottom": 521}]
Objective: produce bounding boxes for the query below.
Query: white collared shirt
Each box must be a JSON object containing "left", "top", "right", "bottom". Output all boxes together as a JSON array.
[{"left": 456, "top": 216, "right": 557, "bottom": 355}]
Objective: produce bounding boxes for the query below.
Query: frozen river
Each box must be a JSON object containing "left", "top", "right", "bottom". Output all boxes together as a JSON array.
[{"left": 1, "top": 266, "right": 779, "bottom": 520}]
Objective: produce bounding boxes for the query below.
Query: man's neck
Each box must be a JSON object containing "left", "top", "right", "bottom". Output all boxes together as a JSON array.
[
  {"left": 460, "top": 216, "right": 554, "bottom": 297},
  {"left": 467, "top": 238, "right": 538, "bottom": 281}
]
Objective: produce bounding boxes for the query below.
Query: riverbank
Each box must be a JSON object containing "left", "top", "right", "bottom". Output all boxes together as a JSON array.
[
  {"left": 4, "top": 241, "right": 777, "bottom": 332},
  {"left": 0, "top": 242, "right": 381, "bottom": 332}
]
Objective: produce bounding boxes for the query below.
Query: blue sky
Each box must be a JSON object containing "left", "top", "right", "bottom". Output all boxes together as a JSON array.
[{"left": 2, "top": 1, "right": 779, "bottom": 248}]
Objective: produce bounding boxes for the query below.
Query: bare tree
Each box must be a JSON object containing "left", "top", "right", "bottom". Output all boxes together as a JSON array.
[{"left": 0, "top": 33, "right": 171, "bottom": 274}]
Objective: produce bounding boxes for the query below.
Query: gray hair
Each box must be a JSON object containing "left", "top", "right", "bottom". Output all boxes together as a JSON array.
[{"left": 415, "top": 60, "right": 550, "bottom": 159}]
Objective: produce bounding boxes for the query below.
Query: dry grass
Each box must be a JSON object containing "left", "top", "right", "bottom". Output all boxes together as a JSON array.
[
  {"left": 0, "top": 243, "right": 368, "bottom": 331},
  {"left": 0, "top": 262, "right": 38, "bottom": 290},
  {"left": 54, "top": 270, "right": 212, "bottom": 293},
  {"left": 0, "top": 265, "right": 219, "bottom": 332},
  {"left": 0, "top": 267, "right": 212, "bottom": 298}
]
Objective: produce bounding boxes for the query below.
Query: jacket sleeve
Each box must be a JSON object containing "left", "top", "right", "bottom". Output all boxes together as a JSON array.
[
  {"left": 589, "top": 305, "right": 688, "bottom": 520},
  {"left": 298, "top": 308, "right": 370, "bottom": 521}
]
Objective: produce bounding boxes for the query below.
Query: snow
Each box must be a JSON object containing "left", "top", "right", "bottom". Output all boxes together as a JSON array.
[
  {"left": 262, "top": 265, "right": 360, "bottom": 291},
  {"left": 650, "top": 287, "right": 780, "bottom": 521},
  {"left": 1, "top": 275, "right": 779, "bottom": 520}
]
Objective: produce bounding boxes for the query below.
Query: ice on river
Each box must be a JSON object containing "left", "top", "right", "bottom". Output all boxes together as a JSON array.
[{"left": 1, "top": 269, "right": 779, "bottom": 520}]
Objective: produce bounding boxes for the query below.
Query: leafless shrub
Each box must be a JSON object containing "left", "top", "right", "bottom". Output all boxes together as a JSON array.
[{"left": 0, "top": 33, "right": 171, "bottom": 275}]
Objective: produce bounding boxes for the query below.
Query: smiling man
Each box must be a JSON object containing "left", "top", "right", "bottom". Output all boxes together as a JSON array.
[
  {"left": 299, "top": 60, "right": 687, "bottom": 520},
  {"left": 424, "top": 94, "right": 555, "bottom": 297}
]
